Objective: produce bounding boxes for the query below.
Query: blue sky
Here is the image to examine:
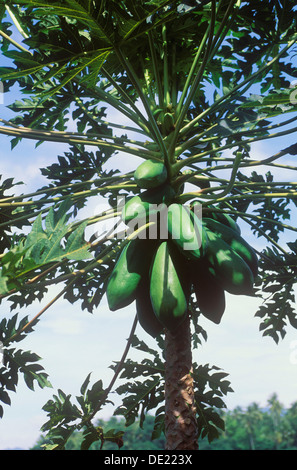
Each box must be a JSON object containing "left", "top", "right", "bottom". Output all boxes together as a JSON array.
[{"left": 1, "top": 74, "right": 297, "bottom": 450}]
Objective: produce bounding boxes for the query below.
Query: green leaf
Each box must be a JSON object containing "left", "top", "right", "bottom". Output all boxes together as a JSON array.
[
  {"left": 0, "top": 344, "right": 52, "bottom": 418},
  {"left": 80, "top": 372, "right": 92, "bottom": 396},
  {"left": 12, "top": 0, "right": 115, "bottom": 45},
  {"left": 81, "top": 425, "right": 102, "bottom": 451},
  {"left": 63, "top": 221, "right": 92, "bottom": 261},
  {"left": 0, "top": 199, "right": 93, "bottom": 296},
  {"left": 10, "top": 348, "right": 52, "bottom": 391}
]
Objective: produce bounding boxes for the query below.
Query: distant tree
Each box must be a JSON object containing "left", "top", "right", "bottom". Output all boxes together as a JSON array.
[
  {"left": 284, "top": 401, "right": 297, "bottom": 449},
  {"left": 198, "top": 396, "right": 297, "bottom": 450},
  {"left": 241, "top": 403, "right": 263, "bottom": 450}
]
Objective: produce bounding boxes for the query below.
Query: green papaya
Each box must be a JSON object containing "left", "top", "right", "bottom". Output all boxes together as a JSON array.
[
  {"left": 191, "top": 259, "right": 226, "bottom": 324},
  {"left": 204, "top": 229, "right": 254, "bottom": 296},
  {"left": 167, "top": 203, "right": 208, "bottom": 260},
  {"left": 191, "top": 208, "right": 209, "bottom": 257},
  {"left": 134, "top": 160, "right": 168, "bottom": 189},
  {"left": 203, "top": 217, "right": 258, "bottom": 277},
  {"left": 136, "top": 277, "right": 164, "bottom": 337},
  {"left": 200, "top": 204, "right": 241, "bottom": 234},
  {"left": 106, "top": 239, "right": 157, "bottom": 311},
  {"left": 150, "top": 241, "right": 188, "bottom": 332},
  {"left": 122, "top": 184, "right": 176, "bottom": 224},
  {"left": 163, "top": 112, "right": 175, "bottom": 135}
]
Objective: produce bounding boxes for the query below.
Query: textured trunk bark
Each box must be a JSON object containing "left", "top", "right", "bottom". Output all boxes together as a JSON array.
[{"left": 164, "top": 313, "right": 198, "bottom": 450}]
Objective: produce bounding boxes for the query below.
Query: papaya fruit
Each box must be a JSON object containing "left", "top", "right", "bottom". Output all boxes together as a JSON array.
[
  {"left": 203, "top": 217, "right": 258, "bottom": 277},
  {"left": 134, "top": 160, "right": 168, "bottom": 189},
  {"left": 136, "top": 277, "right": 164, "bottom": 337},
  {"left": 191, "top": 259, "right": 226, "bottom": 324},
  {"left": 167, "top": 203, "right": 208, "bottom": 260},
  {"left": 163, "top": 112, "right": 175, "bottom": 135},
  {"left": 191, "top": 208, "right": 209, "bottom": 257},
  {"left": 200, "top": 203, "right": 241, "bottom": 234},
  {"left": 106, "top": 238, "right": 157, "bottom": 311},
  {"left": 204, "top": 229, "right": 254, "bottom": 296},
  {"left": 150, "top": 241, "right": 188, "bottom": 332},
  {"left": 122, "top": 184, "right": 176, "bottom": 225}
]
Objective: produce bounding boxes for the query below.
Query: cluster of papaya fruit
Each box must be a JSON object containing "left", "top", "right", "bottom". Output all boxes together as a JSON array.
[{"left": 106, "top": 159, "right": 258, "bottom": 337}]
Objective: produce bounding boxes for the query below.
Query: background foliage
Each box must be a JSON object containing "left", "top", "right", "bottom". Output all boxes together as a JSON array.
[{"left": 31, "top": 394, "right": 297, "bottom": 450}]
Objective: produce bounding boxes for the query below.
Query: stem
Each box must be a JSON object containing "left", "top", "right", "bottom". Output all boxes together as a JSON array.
[
  {"left": 0, "top": 124, "right": 158, "bottom": 160},
  {"left": 0, "top": 173, "right": 133, "bottom": 204},
  {"left": 241, "top": 215, "right": 289, "bottom": 256},
  {"left": 164, "top": 314, "right": 198, "bottom": 450},
  {"left": 115, "top": 48, "right": 169, "bottom": 163},
  {"left": 179, "top": 189, "right": 297, "bottom": 204},
  {"left": 208, "top": 0, "right": 239, "bottom": 60},
  {"left": 100, "top": 66, "right": 149, "bottom": 124},
  {"left": 0, "top": 29, "right": 31, "bottom": 54},
  {"left": 83, "top": 314, "right": 138, "bottom": 425},
  {"left": 162, "top": 24, "right": 170, "bottom": 108},
  {"left": 214, "top": 150, "right": 242, "bottom": 198},
  {"left": 5, "top": 275, "right": 78, "bottom": 345},
  {"left": 206, "top": 205, "right": 297, "bottom": 233},
  {"left": 73, "top": 77, "right": 151, "bottom": 136},
  {"left": 176, "top": 111, "right": 297, "bottom": 158},
  {"left": 171, "top": 0, "right": 238, "bottom": 157},
  {"left": 175, "top": 1, "right": 216, "bottom": 119},
  {"left": 171, "top": 0, "right": 216, "bottom": 157},
  {"left": 0, "top": 184, "right": 137, "bottom": 208},
  {"left": 171, "top": 42, "right": 178, "bottom": 108},
  {"left": 179, "top": 38, "right": 297, "bottom": 139},
  {"left": 0, "top": 118, "right": 145, "bottom": 146},
  {"left": 174, "top": 123, "right": 297, "bottom": 172},
  {"left": 5, "top": 5, "right": 30, "bottom": 38},
  {"left": 4, "top": 223, "right": 154, "bottom": 295},
  {"left": 148, "top": 30, "right": 164, "bottom": 107}
]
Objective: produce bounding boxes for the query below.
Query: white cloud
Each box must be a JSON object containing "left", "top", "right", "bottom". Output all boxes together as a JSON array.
[{"left": 0, "top": 139, "right": 68, "bottom": 194}]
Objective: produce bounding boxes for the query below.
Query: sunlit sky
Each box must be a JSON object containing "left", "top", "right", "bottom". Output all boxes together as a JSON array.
[{"left": 1, "top": 73, "right": 297, "bottom": 450}]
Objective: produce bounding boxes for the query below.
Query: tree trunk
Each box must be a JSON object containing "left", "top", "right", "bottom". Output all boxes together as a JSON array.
[{"left": 164, "top": 313, "right": 198, "bottom": 450}]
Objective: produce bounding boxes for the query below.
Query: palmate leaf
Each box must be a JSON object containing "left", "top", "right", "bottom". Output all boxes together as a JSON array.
[
  {"left": 0, "top": 175, "right": 28, "bottom": 254},
  {"left": 0, "top": 51, "right": 46, "bottom": 80},
  {"left": 0, "top": 0, "right": 180, "bottom": 111},
  {"left": 40, "top": 374, "right": 120, "bottom": 450},
  {"left": 25, "top": 200, "right": 92, "bottom": 264},
  {"left": 0, "top": 199, "right": 92, "bottom": 296},
  {"left": 0, "top": 345, "right": 52, "bottom": 417},
  {"left": 239, "top": 89, "right": 296, "bottom": 115},
  {"left": 36, "top": 51, "right": 112, "bottom": 104},
  {"left": 193, "top": 363, "right": 233, "bottom": 443},
  {"left": 255, "top": 244, "right": 297, "bottom": 342},
  {"left": 0, "top": 313, "right": 41, "bottom": 416},
  {"left": 0, "top": 312, "right": 38, "bottom": 345},
  {"left": 81, "top": 426, "right": 124, "bottom": 451},
  {"left": 11, "top": 0, "right": 177, "bottom": 44},
  {"left": 111, "top": 335, "right": 232, "bottom": 444},
  {"left": 10, "top": 0, "right": 115, "bottom": 46}
]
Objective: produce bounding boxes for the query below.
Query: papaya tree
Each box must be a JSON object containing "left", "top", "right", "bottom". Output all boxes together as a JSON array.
[{"left": 1, "top": 0, "right": 297, "bottom": 450}]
